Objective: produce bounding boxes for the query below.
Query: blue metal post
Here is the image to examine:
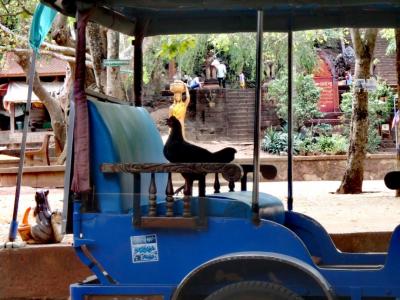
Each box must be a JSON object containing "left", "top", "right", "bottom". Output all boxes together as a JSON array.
[{"left": 8, "top": 51, "right": 37, "bottom": 241}]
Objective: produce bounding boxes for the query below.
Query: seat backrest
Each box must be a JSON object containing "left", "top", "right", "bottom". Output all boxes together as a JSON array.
[{"left": 88, "top": 99, "right": 167, "bottom": 213}]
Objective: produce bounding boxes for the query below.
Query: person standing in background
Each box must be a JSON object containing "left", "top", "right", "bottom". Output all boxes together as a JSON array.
[
  {"left": 216, "top": 62, "right": 227, "bottom": 88},
  {"left": 239, "top": 72, "right": 245, "bottom": 89},
  {"left": 189, "top": 74, "right": 202, "bottom": 89}
]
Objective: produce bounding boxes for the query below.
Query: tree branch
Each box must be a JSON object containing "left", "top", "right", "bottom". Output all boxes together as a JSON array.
[
  {"left": 350, "top": 28, "right": 363, "bottom": 57},
  {"left": 15, "top": 0, "right": 33, "bottom": 16},
  {"left": 0, "top": 11, "right": 26, "bottom": 17},
  {"left": 0, "top": 1, "right": 10, "bottom": 15},
  {"left": 13, "top": 51, "right": 67, "bottom": 149},
  {"left": 0, "top": 47, "right": 94, "bottom": 68},
  {"left": 0, "top": 21, "right": 92, "bottom": 61}
]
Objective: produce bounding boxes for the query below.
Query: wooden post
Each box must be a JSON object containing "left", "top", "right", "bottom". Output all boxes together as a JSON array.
[
  {"left": 133, "top": 21, "right": 145, "bottom": 107},
  {"left": 148, "top": 172, "right": 157, "bottom": 217},
  {"left": 197, "top": 175, "right": 207, "bottom": 228},
  {"left": 213, "top": 173, "right": 220, "bottom": 193},
  {"left": 165, "top": 173, "right": 174, "bottom": 217},
  {"left": 183, "top": 178, "right": 192, "bottom": 217},
  {"left": 10, "top": 103, "right": 15, "bottom": 133}
]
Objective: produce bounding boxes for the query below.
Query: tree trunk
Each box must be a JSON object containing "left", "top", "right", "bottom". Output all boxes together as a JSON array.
[
  {"left": 87, "top": 22, "right": 106, "bottom": 93},
  {"left": 51, "top": 14, "right": 75, "bottom": 49},
  {"left": 15, "top": 53, "right": 67, "bottom": 151},
  {"left": 337, "top": 28, "right": 378, "bottom": 194},
  {"left": 106, "top": 29, "right": 125, "bottom": 99},
  {"left": 168, "top": 58, "right": 176, "bottom": 79}
]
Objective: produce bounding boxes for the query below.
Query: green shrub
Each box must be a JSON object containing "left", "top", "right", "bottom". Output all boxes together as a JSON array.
[
  {"left": 315, "top": 134, "right": 348, "bottom": 155},
  {"left": 262, "top": 125, "right": 348, "bottom": 156},
  {"left": 366, "top": 128, "right": 382, "bottom": 153},
  {"left": 261, "top": 127, "right": 287, "bottom": 154},
  {"left": 266, "top": 74, "right": 322, "bottom": 130},
  {"left": 297, "top": 136, "right": 318, "bottom": 155}
]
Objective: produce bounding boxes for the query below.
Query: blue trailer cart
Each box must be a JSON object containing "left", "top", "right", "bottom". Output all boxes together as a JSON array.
[{"left": 42, "top": 1, "right": 400, "bottom": 299}]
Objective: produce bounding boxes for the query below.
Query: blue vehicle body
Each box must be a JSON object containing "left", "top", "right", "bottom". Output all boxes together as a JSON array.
[
  {"left": 65, "top": 99, "right": 400, "bottom": 300},
  {"left": 40, "top": 1, "right": 400, "bottom": 299}
]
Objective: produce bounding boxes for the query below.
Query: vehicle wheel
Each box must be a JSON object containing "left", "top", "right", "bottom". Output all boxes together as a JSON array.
[{"left": 204, "top": 281, "right": 303, "bottom": 300}]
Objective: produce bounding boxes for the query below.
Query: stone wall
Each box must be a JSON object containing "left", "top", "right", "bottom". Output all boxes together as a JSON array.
[
  {"left": 239, "top": 153, "right": 397, "bottom": 181},
  {"left": 0, "top": 244, "right": 91, "bottom": 299},
  {"left": 186, "top": 88, "right": 279, "bottom": 141}
]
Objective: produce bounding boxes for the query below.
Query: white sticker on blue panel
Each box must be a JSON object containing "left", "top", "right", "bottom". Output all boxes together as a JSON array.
[{"left": 131, "top": 234, "right": 159, "bottom": 263}]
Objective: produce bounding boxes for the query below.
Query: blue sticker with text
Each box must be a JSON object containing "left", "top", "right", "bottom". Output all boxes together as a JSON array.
[{"left": 131, "top": 234, "right": 159, "bottom": 263}]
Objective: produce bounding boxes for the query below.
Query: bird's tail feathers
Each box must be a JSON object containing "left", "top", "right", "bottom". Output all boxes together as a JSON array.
[{"left": 212, "top": 147, "right": 237, "bottom": 163}]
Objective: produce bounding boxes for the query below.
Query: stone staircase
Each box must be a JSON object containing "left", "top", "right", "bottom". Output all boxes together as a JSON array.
[
  {"left": 380, "top": 138, "right": 396, "bottom": 153},
  {"left": 225, "top": 89, "right": 279, "bottom": 141},
  {"left": 226, "top": 89, "right": 256, "bottom": 141}
]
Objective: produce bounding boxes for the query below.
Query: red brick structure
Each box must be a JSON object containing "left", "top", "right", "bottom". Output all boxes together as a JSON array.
[{"left": 313, "top": 53, "right": 340, "bottom": 113}]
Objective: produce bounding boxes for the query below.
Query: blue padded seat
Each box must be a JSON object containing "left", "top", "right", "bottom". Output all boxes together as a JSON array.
[
  {"left": 88, "top": 100, "right": 168, "bottom": 213},
  {"left": 89, "top": 100, "right": 284, "bottom": 224},
  {"left": 208, "top": 191, "right": 285, "bottom": 223}
]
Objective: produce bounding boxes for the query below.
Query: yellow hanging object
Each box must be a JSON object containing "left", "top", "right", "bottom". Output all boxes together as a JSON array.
[{"left": 169, "top": 80, "right": 190, "bottom": 138}]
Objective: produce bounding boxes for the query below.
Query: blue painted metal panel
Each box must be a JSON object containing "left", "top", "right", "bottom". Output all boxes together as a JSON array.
[
  {"left": 72, "top": 210, "right": 400, "bottom": 299},
  {"left": 285, "top": 211, "right": 387, "bottom": 265},
  {"left": 76, "top": 213, "right": 314, "bottom": 285}
]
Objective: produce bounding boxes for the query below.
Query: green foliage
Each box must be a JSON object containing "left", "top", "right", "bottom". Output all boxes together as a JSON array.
[
  {"left": 296, "top": 135, "right": 318, "bottom": 155},
  {"left": 144, "top": 34, "right": 208, "bottom": 82},
  {"left": 366, "top": 128, "right": 382, "bottom": 153},
  {"left": 297, "top": 124, "right": 348, "bottom": 155},
  {"left": 314, "top": 134, "right": 348, "bottom": 154},
  {"left": 340, "top": 79, "right": 395, "bottom": 153},
  {"left": 157, "top": 35, "right": 196, "bottom": 61},
  {"left": 262, "top": 124, "right": 348, "bottom": 156},
  {"left": 380, "top": 29, "right": 396, "bottom": 55},
  {"left": 179, "top": 35, "right": 208, "bottom": 77},
  {"left": 143, "top": 30, "right": 324, "bottom": 87},
  {"left": 261, "top": 127, "right": 288, "bottom": 155},
  {"left": 0, "top": 0, "right": 37, "bottom": 56},
  {"left": 266, "top": 74, "right": 322, "bottom": 130},
  {"left": 294, "top": 31, "right": 318, "bottom": 74},
  {"left": 219, "top": 34, "right": 257, "bottom": 82}
]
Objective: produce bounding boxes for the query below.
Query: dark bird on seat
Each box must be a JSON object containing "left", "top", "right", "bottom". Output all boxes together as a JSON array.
[{"left": 163, "top": 116, "right": 237, "bottom": 163}]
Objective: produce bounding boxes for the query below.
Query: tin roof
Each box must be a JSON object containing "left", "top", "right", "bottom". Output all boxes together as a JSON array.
[{"left": 0, "top": 52, "right": 67, "bottom": 78}]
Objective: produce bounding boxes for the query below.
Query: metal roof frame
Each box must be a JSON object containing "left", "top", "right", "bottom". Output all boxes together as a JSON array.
[{"left": 42, "top": 1, "right": 400, "bottom": 36}]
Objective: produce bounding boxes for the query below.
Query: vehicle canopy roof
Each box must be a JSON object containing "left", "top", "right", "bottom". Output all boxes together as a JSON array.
[{"left": 42, "top": 1, "right": 400, "bottom": 36}]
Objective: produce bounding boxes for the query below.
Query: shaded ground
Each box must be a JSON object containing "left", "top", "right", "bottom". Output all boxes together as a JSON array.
[{"left": 1, "top": 180, "right": 399, "bottom": 242}]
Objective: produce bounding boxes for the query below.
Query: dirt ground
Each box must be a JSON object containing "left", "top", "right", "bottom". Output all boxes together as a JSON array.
[
  {"left": 1, "top": 179, "right": 399, "bottom": 242},
  {"left": 1, "top": 120, "right": 399, "bottom": 241}
]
